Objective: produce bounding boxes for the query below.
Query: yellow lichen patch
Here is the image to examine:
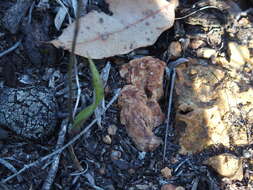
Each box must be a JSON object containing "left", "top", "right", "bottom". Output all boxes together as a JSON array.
[{"left": 174, "top": 56, "right": 253, "bottom": 178}]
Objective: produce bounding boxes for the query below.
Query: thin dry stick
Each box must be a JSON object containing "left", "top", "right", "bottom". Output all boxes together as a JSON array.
[
  {"left": 66, "top": 0, "right": 85, "bottom": 172},
  {"left": 175, "top": 6, "right": 219, "bottom": 20},
  {"left": 0, "top": 40, "right": 21, "bottom": 58},
  {"left": 1, "top": 89, "right": 121, "bottom": 183},
  {"left": 163, "top": 58, "right": 188, "bottom": 162},
  {"left": 73, "top": 60, "right": 81, "bottom": 118},
  {"left": 68, "top": 0, "right": 81, "bottom": 123},
  {"left": 42, "top": 120, "right": 67, "bottom": 190}
]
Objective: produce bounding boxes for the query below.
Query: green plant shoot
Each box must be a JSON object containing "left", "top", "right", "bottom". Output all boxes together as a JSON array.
[{"left": 71, "top": 58, "right": 104, "bottom": 134}]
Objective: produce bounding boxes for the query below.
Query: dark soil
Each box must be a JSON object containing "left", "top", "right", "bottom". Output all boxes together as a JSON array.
[{"left": 0, "top": 0, "right": 252, "bottom": 190}]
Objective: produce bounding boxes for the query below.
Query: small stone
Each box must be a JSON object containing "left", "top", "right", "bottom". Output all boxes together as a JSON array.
[
  {"left": 103, "top": 135, "right": 112, "bottom": 144},
  {"left": 196, "top": 48, "right": 216, "bottom": 59},
  {"left": 107, "top": 124, "right": 117, "bottom": 136},
  {"left": 161, "top": 167, "right": 172, "bottom": 179},
  {"left": 189, "top": 68, "right": 198, "bottom": 75},
  {"left": 205, "top": 153, "right": 243, "bottom": 180},
  {"left": 98, "top": 167, "right": 106, "bottom": 175},
  {"left": 128, "top": 168, "right": 135, "bottom": 175},
  {"left": 111, "top": 150, "right": 121, "bottom": 160},
  {"left": 169, "top": 41, "right": 182, "bottom": 59}
]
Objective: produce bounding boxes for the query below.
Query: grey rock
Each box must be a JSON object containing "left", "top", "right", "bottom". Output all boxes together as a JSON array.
[{"left": 0, "top": 86, "right": 58, "bottom": 140}]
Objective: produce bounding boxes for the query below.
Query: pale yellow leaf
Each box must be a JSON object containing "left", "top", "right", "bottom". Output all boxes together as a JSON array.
[{"left": 52, "top": 0, "right": 178, "bottom": 59}]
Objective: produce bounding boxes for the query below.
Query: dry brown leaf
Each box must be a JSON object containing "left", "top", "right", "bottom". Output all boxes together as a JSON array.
[{"left": 51, "top": 0, "right": 178, "bottom": 59}]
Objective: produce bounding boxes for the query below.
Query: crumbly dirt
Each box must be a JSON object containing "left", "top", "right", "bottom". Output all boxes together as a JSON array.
[{"left": 0, "top": 0, "right": 253, "bottom": 190}]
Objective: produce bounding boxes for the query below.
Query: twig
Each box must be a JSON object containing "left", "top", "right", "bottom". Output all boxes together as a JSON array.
[
  {"left": 0, "top": 40, "right": 22, "bottom": 58},
  {"left": 0, "top": 158, "right": 22, "bottom": 182},
  {"left": 163, "top": 68, "right": 176, "bottom": 162},
  {"left": 175, "top": 6, "right": 219, "bottom": 20},
  {"left": 66, "top": 0, "right": 82, "bottom": 172},
  {"left": 163, "top": 58, "right": 188, "bottom": 162},
  {"left": 41, "top": 119, "right": 68, "bottom": 190},
  {"left": 28, "top": 1, "right": 35, "bottom": 24},
  {"left": 68, "top": 0, "right": 81, "bottom": 123},
  {"left": 73, "top": 60, "right": 81, "bottom": 118},
  {"left": 1, "top": 88, "right": 121, "bottom": 183}
]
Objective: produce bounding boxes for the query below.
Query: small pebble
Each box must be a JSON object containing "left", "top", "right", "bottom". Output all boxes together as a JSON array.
[
  {"left": 128, "top": 168, "right": 135, "bottom": 175},
  {"left": 107, "top": 124, "right": 117, "bottom": 136},
  {"left": 189, "top": 68, "right": 198, "bottom": 75},
  {"left": 98, "top": 166, "right": 106, "bottom": 175},
  {"left": 111, "top": 150, "right": 121, "bottom": 160},
  {"left": 161, "top": 167, "right": 172, "bottom": 179},
  {"left": 103, "top": 135, "right": 112, "bottom": 144}
]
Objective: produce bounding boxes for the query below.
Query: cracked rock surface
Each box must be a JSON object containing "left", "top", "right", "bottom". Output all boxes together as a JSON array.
[{"left": 0, "top": 86, "right": 58, "bottom": 140}]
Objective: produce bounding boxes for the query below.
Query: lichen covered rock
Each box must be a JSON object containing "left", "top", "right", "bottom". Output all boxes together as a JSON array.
[
  {"left": 174, "top": 52, "right": 253, "bottom": 179},
  {"left": 0, "top": 86, "right": 58, "bottom": 140}
]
